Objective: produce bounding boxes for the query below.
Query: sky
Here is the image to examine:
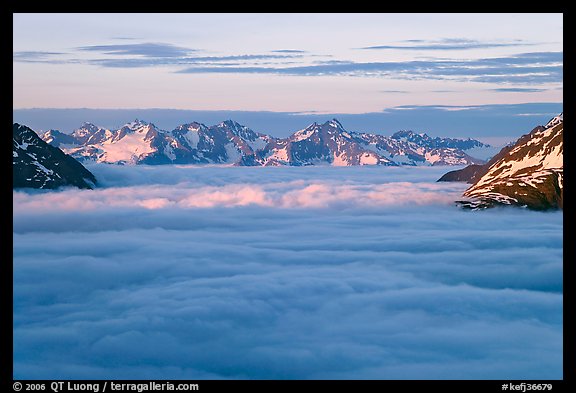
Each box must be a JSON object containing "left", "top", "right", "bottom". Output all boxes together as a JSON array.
[
  {"left": 13, "top": 13, "right": 563, "bottom": 114},
  {"left": 13, "top": 165, "right": 563, "bottom": 379}
]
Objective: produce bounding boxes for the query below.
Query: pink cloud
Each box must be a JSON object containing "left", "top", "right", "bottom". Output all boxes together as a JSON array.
[{"left": 13, "top": 179, "right": 466, "bottom": 214}]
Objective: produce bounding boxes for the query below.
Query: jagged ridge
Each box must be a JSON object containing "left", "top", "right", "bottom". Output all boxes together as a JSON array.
[{"left": 40, "top": 118, "right": 490, "bottom": 167}]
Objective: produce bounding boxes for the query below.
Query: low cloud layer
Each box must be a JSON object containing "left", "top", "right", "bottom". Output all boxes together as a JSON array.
[
  {"left": 13, "top": 166, "right": 466, "bottom": 213},
  {"left": 13, "top": 166, "right": 563, "bottom": 379}
]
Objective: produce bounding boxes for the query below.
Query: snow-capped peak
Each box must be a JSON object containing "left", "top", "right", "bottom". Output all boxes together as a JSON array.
[
  {"left": 79, "top": 121, "right": 99, "bottom": 130},
  {"left": 292, "top": 123, "right": 321, "bottom": 141},
  {"left": 73, "top": 122, "right": 100, "bottom": 136},
  {"left": 219, "top": 119, "right": 243, "bottom": 129},
  {"left": 176, "top": 122, "right": 207, "bottom": 132},
  {"left": 327, "top": 119, "right": 344, "bottom": 130},
  {"left": 42, "top": 118, "right": 491, "bottom": 168},
  {"left": 217, "top": 120, "right": 260, "bottom": 140},
  {"left": 545, "top": 113, "right": 563, "bottom": 129},
  {"left": 124, "top": 119, "right": 150, "bottom": 130}
]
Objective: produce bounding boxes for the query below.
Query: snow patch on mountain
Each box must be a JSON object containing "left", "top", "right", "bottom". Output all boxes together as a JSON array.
[
  {"left": 459, "top": 114, "right": 563, "bottom": 210},
  {"left": 13, "top": 123, "right": 97, "bottom": 190},
  {"left": 100, "top": 132, "right": 156, "bottom": 164},
  {"left": 40, "top": 119, "right": 491, "bottom": 167}
]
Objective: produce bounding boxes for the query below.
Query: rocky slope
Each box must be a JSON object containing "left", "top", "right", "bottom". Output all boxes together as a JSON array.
[
  {"left": 445, "top": 114, "right": 563, "bottom": 210},
  {"left": 13, "top": 123, "right": 97, "bottom": 189},
  {"left": 438, "top": 143, "right": 515, "bottom": 183}
]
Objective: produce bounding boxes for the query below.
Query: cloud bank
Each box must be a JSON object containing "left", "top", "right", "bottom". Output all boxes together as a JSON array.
[
  {"left": 13, "top": 166, "right": 467, "bottom": 212},
  {"left": 13, "top": 166, "right": 563, "bottom": 380}
]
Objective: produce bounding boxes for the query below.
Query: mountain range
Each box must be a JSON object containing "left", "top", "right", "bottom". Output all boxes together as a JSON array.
[
  {"left": 40, "top": 119, "right": 491, "bottom": 167},
  {"left": 14, "top": 113, "right": 563, "bottom": 209},
  {"left": 439, "top": 113, "right": 563, "bottom": 210},
  {"left": 13, "top": 123, "right": 97, "bottom": 189}
]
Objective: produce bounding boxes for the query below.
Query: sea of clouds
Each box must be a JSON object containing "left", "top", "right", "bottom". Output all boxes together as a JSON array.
[{"left": 13, "top": 165, "right": 563, "bottom": 379}]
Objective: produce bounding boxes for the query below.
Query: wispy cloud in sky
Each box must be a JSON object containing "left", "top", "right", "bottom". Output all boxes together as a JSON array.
[
  {"left": 361, "top": 38, "right": 537, "bottom": 51},
  {"left": 13, "top": 48, "right": 305, "bottom": 68},
  {"left": 12, "top": 51, "right": 65, "bottom": 60},
  {"left": 110, "top": 37, "right": 142, "bottom": 41},
  {"left": 77, "top": 42, "right": 198, "bottom": 57},
  {"left": 490, "top": 87, "right": 547, "bottom": 93},
  {"left": 175, "top": 52, "right": 563, "bottom": 85},
  {"left": 271, "top": 49, "right": 307, "bottom": 53},
  {"left": 91, "top": 54, "right": 304, "bottom": 68},
  {"left": 380, "top": 90, "right": 410, "bottom": 94}
]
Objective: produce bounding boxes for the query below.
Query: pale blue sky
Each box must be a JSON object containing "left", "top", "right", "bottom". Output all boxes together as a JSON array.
[{"left": 13, "top": 13, "right": 562, "bottom": 113}]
